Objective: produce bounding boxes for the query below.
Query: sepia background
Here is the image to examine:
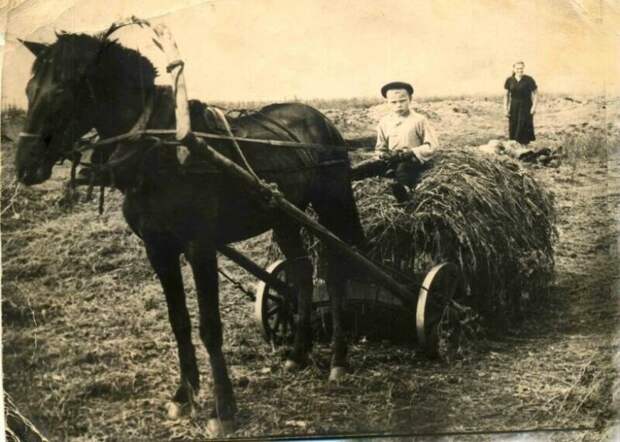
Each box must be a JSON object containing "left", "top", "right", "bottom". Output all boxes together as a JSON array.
[
  {"left": 1, "top": 0, "right": 619, "bottom": 105},
  {"left": 1, "top": 0, "right": 619, "bottom": 441}
]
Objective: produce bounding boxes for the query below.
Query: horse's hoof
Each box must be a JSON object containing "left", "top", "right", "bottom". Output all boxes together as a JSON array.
[
  {"left": 166, "top": 401, "right": 192, "bottom": 420},
  {"left": 328, "top": 366, "right": 346, "bottom": 383},
  {"left": 207, "top": 418, "right": 235, "bottom": 436},
  {"left": 284, "top": 359, "right": 300, "bottom": 372}
]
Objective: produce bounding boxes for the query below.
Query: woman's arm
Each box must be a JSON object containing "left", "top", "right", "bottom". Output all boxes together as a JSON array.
[
  {"left": 531, "top": 89, "right": 538, "bottom": 115},
  {"left": 504, "top": 91, "right": 511, "bottom": 117}
]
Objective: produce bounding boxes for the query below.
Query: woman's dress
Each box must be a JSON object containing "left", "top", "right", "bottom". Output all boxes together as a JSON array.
[{"left": 504, "top": 75, "right": 537, "bottom": 144}]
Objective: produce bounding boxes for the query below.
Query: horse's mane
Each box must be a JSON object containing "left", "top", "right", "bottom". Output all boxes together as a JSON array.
[{"left": 33, "top": 32, "right": 157, "bottom": 89}]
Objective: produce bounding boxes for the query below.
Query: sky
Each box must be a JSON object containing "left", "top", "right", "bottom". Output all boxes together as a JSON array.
[{"left": 0, "top": 0, "right": 619, "bottom": 107}]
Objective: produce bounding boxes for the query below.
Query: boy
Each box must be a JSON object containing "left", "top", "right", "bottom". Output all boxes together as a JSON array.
[{"left": 375, "top": 81, "right": 438, "bottom": 202}]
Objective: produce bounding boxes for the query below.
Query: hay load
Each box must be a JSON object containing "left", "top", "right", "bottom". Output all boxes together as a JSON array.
[{"left": 353, "top": 148, "right": 557, "bottom": 326}]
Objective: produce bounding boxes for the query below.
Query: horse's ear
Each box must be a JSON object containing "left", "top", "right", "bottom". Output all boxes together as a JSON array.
[{"left": 18, "top": 39, "right": 49, "bottom": 57}]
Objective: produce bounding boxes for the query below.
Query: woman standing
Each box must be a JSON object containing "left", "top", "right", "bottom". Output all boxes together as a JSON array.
[{"left": 504, "top": 61, "right": 538, "bottom": 145}]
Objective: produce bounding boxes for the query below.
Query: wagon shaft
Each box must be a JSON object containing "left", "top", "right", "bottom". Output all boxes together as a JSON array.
[{"left": 218, "top": 245, "right": 297, "bottom": 299}]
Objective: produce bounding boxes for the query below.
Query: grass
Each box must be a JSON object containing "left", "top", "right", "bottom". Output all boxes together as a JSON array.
[{"left": 561, "top": 129, "right": 619, "bottom": 181}]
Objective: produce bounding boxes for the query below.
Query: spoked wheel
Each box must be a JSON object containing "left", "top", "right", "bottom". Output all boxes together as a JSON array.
[
  {"left": 254, "top": 260, "right": 298, "bottom": 346},
  {"left": 416, "top": 262, "right": 464, "bottom": 358}
]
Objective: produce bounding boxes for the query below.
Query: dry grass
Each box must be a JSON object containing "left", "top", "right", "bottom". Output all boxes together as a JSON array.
[{"left": 560, "top": 128, "right": 620, "bottom": 184}]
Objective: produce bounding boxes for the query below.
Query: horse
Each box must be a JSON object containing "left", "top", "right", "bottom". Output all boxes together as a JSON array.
[{"left": 15, "top": 31, "right": 365, "bottom": 435}]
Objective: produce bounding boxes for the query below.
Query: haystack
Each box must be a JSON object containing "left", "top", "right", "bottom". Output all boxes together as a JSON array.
[{"left": 352, "top": 148, "right": 557, "bottom": 326}]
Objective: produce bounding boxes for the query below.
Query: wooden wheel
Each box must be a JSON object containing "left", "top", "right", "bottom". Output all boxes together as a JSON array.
[
  {"left": 254, "top": 260, "right": 298, "bottom": 346},
  {"left": 416, "top": 262, "right": 463, "bottom": 358}
]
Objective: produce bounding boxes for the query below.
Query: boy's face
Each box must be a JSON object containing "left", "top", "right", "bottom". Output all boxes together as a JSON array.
[{"left": 386, "top": 89, "right": 411, "bottom": 116}]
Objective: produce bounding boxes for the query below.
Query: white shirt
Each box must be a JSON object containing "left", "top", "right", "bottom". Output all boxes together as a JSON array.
[{"left": 375, "top": 110, "right": 439, "bottom": 163}]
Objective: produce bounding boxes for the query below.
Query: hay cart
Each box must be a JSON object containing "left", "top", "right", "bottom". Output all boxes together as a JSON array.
[
  {"left": 88, "top": 18, "right": 464, "bottom": 357},
  {"left": 253, "top": 257, "right": 463, "bottom": 356},
  {"left": 184, "top": 136, "right": 464, "bottom": 357}
]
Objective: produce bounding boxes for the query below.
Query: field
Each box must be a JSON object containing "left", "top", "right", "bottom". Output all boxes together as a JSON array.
[{"left": 2, "top": 94, "right": 619, "bottom": 441}]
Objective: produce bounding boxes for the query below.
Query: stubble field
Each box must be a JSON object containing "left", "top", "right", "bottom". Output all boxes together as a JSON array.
[{"left": 2, "top": 94, "right": 619, "bottom": 441}]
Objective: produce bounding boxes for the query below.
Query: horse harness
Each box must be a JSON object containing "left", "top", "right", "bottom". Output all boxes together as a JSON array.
[{"left": 19, "top": 18, "right": 350, "bottom": 214}]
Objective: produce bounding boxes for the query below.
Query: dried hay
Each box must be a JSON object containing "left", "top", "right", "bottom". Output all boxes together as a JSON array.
[{"left": 353, "top": 148, "right": 557, "bottom": 327}]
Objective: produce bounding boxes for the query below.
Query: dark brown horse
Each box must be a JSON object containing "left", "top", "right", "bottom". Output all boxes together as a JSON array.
[{"left": 15, "top": 32, "right": 365, "bottom": 435}]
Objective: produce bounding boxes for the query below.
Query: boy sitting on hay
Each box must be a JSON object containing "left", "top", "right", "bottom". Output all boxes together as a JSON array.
[{"left": 354, "top": 81, "right": 439, "bottom": 203}]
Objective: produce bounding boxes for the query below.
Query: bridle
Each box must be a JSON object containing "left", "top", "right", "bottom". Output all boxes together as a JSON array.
[{"left": 17, "top": 19, "right": 159, "bottom": 212}]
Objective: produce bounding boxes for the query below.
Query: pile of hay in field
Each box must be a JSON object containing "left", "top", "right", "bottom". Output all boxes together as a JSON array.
[
  {"left": 352, "top": 149, "right": 557, "bottom": 326},
  {"left": 476, "top": 139, "right": 560, "bottom": 166}
]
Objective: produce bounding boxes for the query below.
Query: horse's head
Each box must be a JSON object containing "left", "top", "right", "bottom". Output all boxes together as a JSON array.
[{"left": 16, "top": 34, "right": 104, "bottom": 185}]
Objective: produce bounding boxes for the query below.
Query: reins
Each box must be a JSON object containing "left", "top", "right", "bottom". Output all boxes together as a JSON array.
[
  {"left": 63, "top": 85, "right": 156, "bottom": 214},
  {"left": 210, "top": 106, "right": 260, "bottom": 182}
]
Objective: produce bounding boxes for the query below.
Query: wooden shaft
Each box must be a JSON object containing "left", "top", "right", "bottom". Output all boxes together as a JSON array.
[
  {"left": 218, "top": 245, "right": 297, "bottom": 299},
  {"left": 185, "top": 133, "right": 414, "bottom": 306}
]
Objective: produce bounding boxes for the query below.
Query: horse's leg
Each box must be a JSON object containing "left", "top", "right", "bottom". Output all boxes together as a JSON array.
[
  {"left": 186, "top": 241, "right": 236, "bottom": 436},
  {"left": 319, "top": 246, "right": 349, "bottom": 381},
  {"left": 273, "top": 225, "right": 314, "bottom": 370},
  {"left": 312, "top": 180, "right": 365, "bottom": 382},
  {"left": 144, "top": 240, "right": 199, "bottom": 418}
]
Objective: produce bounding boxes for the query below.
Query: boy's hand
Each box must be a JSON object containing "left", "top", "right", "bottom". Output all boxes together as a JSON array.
[{"left": 376, "top": 150, "right": 392, "bottom": 160}]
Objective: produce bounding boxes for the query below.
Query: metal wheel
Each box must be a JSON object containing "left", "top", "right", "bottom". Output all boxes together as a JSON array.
[
  {"left": 254, "top": 260, "right": 298, "bottom": 346},
  {"left": 416, "top": 262, "right": 463, "bottom": 358}
]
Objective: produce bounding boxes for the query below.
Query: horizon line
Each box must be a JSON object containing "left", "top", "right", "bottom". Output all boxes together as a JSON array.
[{"left": 1, "top": 91, "right": 614, "bottom": 111}]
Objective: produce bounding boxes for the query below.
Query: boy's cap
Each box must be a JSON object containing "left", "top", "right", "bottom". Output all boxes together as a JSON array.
[{"left": 381, "top": 81, "right": 414, "bottom": 98}]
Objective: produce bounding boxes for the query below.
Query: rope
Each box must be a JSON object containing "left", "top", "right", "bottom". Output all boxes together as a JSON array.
[
  {"left": 210, "top": 106, "right": 261, "bottom": 182},
  {"left": 72, "top": 128, "right": 348, "bottom": 153},
  {"left": 217, "top": 268, "right": 255, "bottom": 301}
]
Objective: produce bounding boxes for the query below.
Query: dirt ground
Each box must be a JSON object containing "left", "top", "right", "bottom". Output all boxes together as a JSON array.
[{"left": 2, "top": 95, "right": 619, "bottom": 441}]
